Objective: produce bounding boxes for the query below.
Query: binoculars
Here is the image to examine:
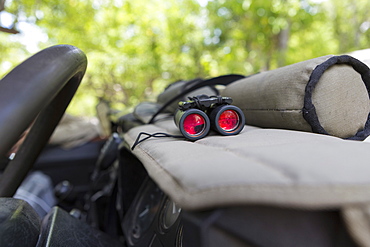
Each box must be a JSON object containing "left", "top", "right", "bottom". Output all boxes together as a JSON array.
[{"left": 174, "top": 95, "right": 245, "bottom": 140}]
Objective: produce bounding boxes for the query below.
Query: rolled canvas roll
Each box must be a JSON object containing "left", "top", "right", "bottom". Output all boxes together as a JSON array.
[{"left": 222, "top": 55, "right": 370, "bottom": 139}]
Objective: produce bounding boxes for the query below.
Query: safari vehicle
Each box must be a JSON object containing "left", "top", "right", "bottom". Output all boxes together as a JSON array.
[{"left": 1, "top": 45, "right": 370, "bottom": 247}]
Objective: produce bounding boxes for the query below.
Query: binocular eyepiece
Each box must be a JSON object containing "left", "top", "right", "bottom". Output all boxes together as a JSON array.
[{"left": 174, "top": 95, "right": 245, "bottom": 141}]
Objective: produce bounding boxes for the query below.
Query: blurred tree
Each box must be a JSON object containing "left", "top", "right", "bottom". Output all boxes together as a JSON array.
[
  {"left": 0, "top": 0, "right": 19, "bottom": 34},
  {"left": 327, "top": 0, "right": 370, "bottom": 52},
  {"left": 204, "top": 0, "right": 335, "bottom": 71},
  {"left": 4, "top": 0, "right": 208, "bottom": 115},
  {"left": 1, "top": 0, "right": 370, "bottom": 116}
]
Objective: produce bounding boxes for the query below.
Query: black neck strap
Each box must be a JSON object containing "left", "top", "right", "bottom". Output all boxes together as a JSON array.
[{"left": 148, "top": 74, "right": 245, "bottom": 124}]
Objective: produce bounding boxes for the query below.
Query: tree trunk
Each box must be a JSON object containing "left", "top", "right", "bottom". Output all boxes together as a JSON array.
[{"left": 277, "top": 22, "right": 290, "bottom": 67}]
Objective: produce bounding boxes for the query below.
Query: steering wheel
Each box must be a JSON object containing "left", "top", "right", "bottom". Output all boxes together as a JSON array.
[{"left": 0, "top": 45, "right": 87, "bottom": 197}]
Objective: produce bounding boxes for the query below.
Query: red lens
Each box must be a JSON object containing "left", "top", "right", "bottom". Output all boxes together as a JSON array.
[
  {"left": 183, "top": 113, "right": 206, "bottom": 135},
  {"left": 218, "top": 109, "right": 239, "bottom": 131}
]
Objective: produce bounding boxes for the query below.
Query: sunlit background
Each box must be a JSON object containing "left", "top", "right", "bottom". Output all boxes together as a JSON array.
[{"left": 1, "top": 0, "right": 370, "bottom": 116}]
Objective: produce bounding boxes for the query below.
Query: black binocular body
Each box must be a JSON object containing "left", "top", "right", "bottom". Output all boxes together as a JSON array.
[{"left": 174, "top": 95, "right": 245, "bottom": 141}]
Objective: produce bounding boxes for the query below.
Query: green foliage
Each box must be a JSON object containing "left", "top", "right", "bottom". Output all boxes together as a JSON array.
[{"left": 1, "top": 0, "right": 370, "bottom": 116}]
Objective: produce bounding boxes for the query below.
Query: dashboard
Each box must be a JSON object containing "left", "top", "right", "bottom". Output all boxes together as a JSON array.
[
  {"left": 116, "top": 148, "right": 357, "bottom": 247},
  {"left": 122, "top": 178, "right": 182, "bottom": 247}
]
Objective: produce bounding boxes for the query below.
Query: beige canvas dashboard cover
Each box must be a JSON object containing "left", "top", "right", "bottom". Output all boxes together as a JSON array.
[
  {"left": 124, "top": 120, "right": 370, "bottom": 209},
  {"left": 125, "top": 119, "right": 370, "bottom": 246}
]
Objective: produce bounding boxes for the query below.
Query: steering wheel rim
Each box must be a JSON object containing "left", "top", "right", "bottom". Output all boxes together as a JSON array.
[{"left": 0, "top": 45, "right": 87, "bottom": 197}]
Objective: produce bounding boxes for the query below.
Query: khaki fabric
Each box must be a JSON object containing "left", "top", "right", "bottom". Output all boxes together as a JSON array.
[
  {"left": 125, "top": 119, "right": 370, "bottom": 211},
  {"left": 222, "top": 55, "right": 370, "bottom": 138},
  {"left": 125, "top": 119, "right": 370, "bottom": 246},
  {"left": 49, "top": 114, "right": 102, "bottom": 149},
  {"left": 312, "top": 64, "right": 370, "bottom": 137},
  {"left": 343, "top": 204, "right": 370, "bottom": 247}
]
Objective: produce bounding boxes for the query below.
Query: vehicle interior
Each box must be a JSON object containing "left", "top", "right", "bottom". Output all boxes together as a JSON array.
[{"left": 1, "top": 45, "right": 370, "bottom": 247}]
